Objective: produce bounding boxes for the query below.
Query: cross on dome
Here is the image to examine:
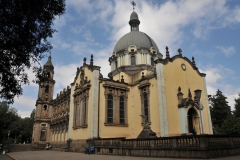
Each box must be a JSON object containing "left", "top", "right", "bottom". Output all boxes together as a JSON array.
[{"left": 131, "top": 1, "right": 136, "bottom": 11}]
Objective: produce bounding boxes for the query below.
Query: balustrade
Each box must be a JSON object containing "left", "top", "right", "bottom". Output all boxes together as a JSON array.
[
  {"left": 122, "top": 140, "right": 134, "bottom": 147},
  {"left": 155, "top": 138, "right": 172, "bottom": 147},
  {"left": 208, "top": 136, "right": 230, "bottom": 146},
  {"left": 136, "top": 139, "right": 151, "bottom": 147},
  {"left": 177, "top": 136, "right": 200, "bottom": 147}
]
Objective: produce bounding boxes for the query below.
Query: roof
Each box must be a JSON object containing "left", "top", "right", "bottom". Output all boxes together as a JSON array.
[
  {"left": 44, "top": 56, "right": 53, "bottom": 67},
  {"left": 130, "top": 11, "right": 139, "bottom": 20},
  {"left": 113, "top": 31, "right": 159, "bottom": 54}
]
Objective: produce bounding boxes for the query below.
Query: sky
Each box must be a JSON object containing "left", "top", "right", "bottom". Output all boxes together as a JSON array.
[{"left": 12, "top": 0, "right": 240, "bottom": 118}]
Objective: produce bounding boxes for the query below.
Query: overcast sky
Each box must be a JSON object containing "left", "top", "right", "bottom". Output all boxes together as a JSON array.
[{"left": 13, "top": 0, "right": 240, "bottom": 117}]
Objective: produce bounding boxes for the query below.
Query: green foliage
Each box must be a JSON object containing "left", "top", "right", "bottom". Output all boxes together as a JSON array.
[
  {"left": 233, "top": 94, "right": 240, "bottom": 118},
  {"left": 0, "top": 102, "right": 35, "bottom": 143},
  {"left": 220, "top": 115, "right": 235, "bottom": 134},
  {"left": 0, "top": 102, "right": 20, "bottom": 142},
  {"left": 209, "top": 91, "right": 240, "bottom": 135},
  {"left": 209, "top": 90, "right": 231, "bottom": 130},
  {"left": 233, "top": 117, "right": 240, "bottom": 134},
  {"left": 1, "top": 0, "right": 65, "bottom": 103}
]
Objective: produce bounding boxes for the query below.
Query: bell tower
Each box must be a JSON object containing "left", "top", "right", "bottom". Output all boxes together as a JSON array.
[{"left": 32, "top": 56, "right": 55, "bottom": 148}]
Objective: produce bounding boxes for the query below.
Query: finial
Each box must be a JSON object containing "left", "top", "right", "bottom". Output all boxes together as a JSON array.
[
  {"left": 178, "top": 86, "right": 181, "bottom": 93},
  {"left": 108, "top": 73, "right": 113, "bottom": 80},
  {"left": 192, "top": 56, "right": 196, "bottom": 66},
  {"left": 178, "top": 48, "right": 182, "bottom": 56},
  {"left": 166, "top": 46, "right": 170, "bottom": 58},
  {"left": 131, "top": 1, "right": 136, "bottom": 11},
  {"left": 90, "top": 54, "right": 93, "bottom": 66},
  {"left": 83, "top": 57, "right": 86, "bottom": 65},
  {"left": 141, "top": 72, "right": 145, "bottom": 79},
  {"left": 121, "top": 75, "right": 124, "bottom": 83},
  {"left": 188, "top": 88, "right": 192, "bottom": 99}
]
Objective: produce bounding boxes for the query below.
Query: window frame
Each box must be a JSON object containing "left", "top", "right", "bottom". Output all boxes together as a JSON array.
[
  {"left": 107, "top": 94, "right": 114, "bottom": 123},
  {"left": 119, "top": 96, "right": 125, "bottom": 124},
  {"left": 138, "top": 80, "right": 151, "bottom": 125},
  {"left": 131, "top": 55, "right": 136, "bottom": 65},
  {"left": 103, "top": 82, "right": 129, "bottom": 126},
  {"left": 40, "top": 129, "right": 46, "bottom": 141}
]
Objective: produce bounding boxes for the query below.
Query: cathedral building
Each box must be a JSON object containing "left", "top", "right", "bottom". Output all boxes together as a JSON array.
[{"left": 32, "top": 10, "right": 213, "bottom": 149}]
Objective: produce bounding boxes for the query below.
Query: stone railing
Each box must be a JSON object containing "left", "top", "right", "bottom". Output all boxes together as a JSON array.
[{"left": 94, "top": 135, "right": 240, "bottom": 159}]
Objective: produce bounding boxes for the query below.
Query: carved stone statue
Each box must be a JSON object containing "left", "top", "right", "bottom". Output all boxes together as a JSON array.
[
  {"left": 140, "top": 115, "right": 150, "bottom": 129},
  {"left": 42, "top": 107, "right": 48, "bottom": 117}
]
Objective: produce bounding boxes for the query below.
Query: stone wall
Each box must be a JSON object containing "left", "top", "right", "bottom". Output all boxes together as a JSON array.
[{"left": 94, "top": 135, "right": 240, "bottom": 159}]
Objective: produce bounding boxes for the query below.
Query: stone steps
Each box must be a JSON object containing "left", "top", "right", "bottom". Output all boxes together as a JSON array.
[{"left": 9, "top": 144, "right": 31, "bottom": 152}]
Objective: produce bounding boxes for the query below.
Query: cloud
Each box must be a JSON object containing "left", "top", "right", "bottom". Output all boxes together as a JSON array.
[
  {"left": 13, "top": 95, "right": 36, "bottom": 118},
  {"left": 216, "top": 46, "right": 236, "bottom": 56},
  {"left": 54, "top": 63, "right": 79, "bottom": 89},
  {"left": 67, "top": 0, "right": 114, "bottom": 28},
  {"left": 201, "top": 65, "right": 239, "bottom": 110},
  {"left": 226, "top": 93, "right": 240, "bottom": 111},
  {"left": 110, "top": 0, "right": 240, "bottom": 54},
  {"left": 18, "top": 110, "right": 32, "bottom": 118},
  {"left": 14, "top": 95, "right": 36, "bottom": 110}
]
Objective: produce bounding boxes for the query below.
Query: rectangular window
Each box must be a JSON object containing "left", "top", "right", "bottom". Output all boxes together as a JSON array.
[
  {"left": 83, "top": 97, "right": 87, "bottom": 125},
  {"left": 40, "top": 129, "right": 46, "bottom": 141},
  {"left": 107, "top": 95, "right": 113, "bottom": 123},
  {"left": 144, "top": 93, "right": 149, "bottom": 121},
  {"left": 119, "top": 96, "right": 125, "bottom": 124},
  {"left": 131, "top": 56, "right": 136, "bottom": 65}
]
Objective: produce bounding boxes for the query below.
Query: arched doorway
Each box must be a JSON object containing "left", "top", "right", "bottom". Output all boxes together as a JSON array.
[{"left": 187, "top": 107, "right": 198, "bottom": 134}]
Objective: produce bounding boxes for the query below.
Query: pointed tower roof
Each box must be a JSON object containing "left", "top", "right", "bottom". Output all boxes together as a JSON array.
[
  {"left": 44, "top": 56, "right": 53, "bottom": 67},
  {"left": 43, "top": 56, "right": 54, "bottom": 71}
]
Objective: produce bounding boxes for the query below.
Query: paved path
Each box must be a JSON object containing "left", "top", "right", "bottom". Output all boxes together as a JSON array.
[
  {"left": 0, "top": 154, "right": 12, "bottom": 160},
  {"left": 7, "top": 151, "right": 240, "bottom": 160}
]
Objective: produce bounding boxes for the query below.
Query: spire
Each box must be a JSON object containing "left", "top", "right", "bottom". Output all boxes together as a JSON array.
[
  {"left": 44, "top": 56, "right": 53, "bottom": 67},
  {"left": 129, "top": 1, "right": 140, "bottom": 31},
  {"left": 43, "top": 56, "right": 54, "bottom": 71}
]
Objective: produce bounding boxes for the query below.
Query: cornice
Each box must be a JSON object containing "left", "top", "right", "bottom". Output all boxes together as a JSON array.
[{"left": 155, "top": 55, "right": 206, "bottom": 77}]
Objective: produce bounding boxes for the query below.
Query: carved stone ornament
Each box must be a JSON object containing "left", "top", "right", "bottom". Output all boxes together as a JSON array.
[{"left": 181, "top": 63, "right": 186, "bottom": 71}]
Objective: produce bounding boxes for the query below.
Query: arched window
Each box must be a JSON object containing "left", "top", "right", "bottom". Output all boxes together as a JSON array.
[
  {"left": 40, "top": 129, "right": 46, "bottom": 141},
  {"left": 107, "top": 94, "right": 113, "bottom": 123},
  {"left": 119, "top": 96, "right": 125, "bottom": 124},
  {"left": 143, "top": 93, "right": 148, "bottom": 121},
  {"left": 131, "top": 56, "right": 136, "bottom": 65}
]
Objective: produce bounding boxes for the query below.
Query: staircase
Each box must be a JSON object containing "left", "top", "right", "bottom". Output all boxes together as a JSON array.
[{"left": 9, "top": 144, "right": 31, "bottom": 152}]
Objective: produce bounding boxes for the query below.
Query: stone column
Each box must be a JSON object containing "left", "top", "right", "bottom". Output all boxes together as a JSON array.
[
  {"left": 178, "top": 107, "right": 188, "bottom": 134},
  {"left": 90, "top": 69, "right": 100, "bottom": 138},
  {"left": 155, "top": 60, "right": 169, "bottom": 137}
]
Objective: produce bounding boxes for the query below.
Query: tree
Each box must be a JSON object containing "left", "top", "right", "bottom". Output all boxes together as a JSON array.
[
  {"left": 209, "top": 90, "right": 231, "bottom": 132},
  {"left": 0, "top": 101, "right": 20, "bottom": 143},
  {"left": 233, "top": 94, "right": 240, "bottom": 118},
  {"left": 1, "top": 0, "right": 65, "bottom": 103},
  {"left": 220, "top": 115, "right": 235, "bottom": 134}
]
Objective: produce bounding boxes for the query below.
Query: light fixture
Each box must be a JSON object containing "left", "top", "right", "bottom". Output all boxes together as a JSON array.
[{"left": 194, "top": 89, "right": 202, "bottom": 101}]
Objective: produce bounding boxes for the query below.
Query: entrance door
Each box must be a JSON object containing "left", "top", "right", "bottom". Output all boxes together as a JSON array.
[{"left": 187, "top": 108, "right": 197, "bottom": 133}]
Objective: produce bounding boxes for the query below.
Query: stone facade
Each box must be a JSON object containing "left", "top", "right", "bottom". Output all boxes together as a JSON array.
[{"left": 32, "top": 11, "right": 213, "bottom": 152}]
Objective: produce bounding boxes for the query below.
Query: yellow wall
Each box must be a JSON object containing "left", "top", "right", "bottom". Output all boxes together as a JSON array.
[
  {"left": 69, "top": 66, "right": 94, "bottom": 140},
  {"left": 163, "top": 58, "right": 211, "bottom": 135},
  {"left": 68, "top": 57, "right": 212, "bottom": 140}
]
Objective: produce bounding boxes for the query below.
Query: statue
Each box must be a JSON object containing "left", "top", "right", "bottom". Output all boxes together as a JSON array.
[{"left": 140, "top": 115, "right": 150, "bottom": 129}]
